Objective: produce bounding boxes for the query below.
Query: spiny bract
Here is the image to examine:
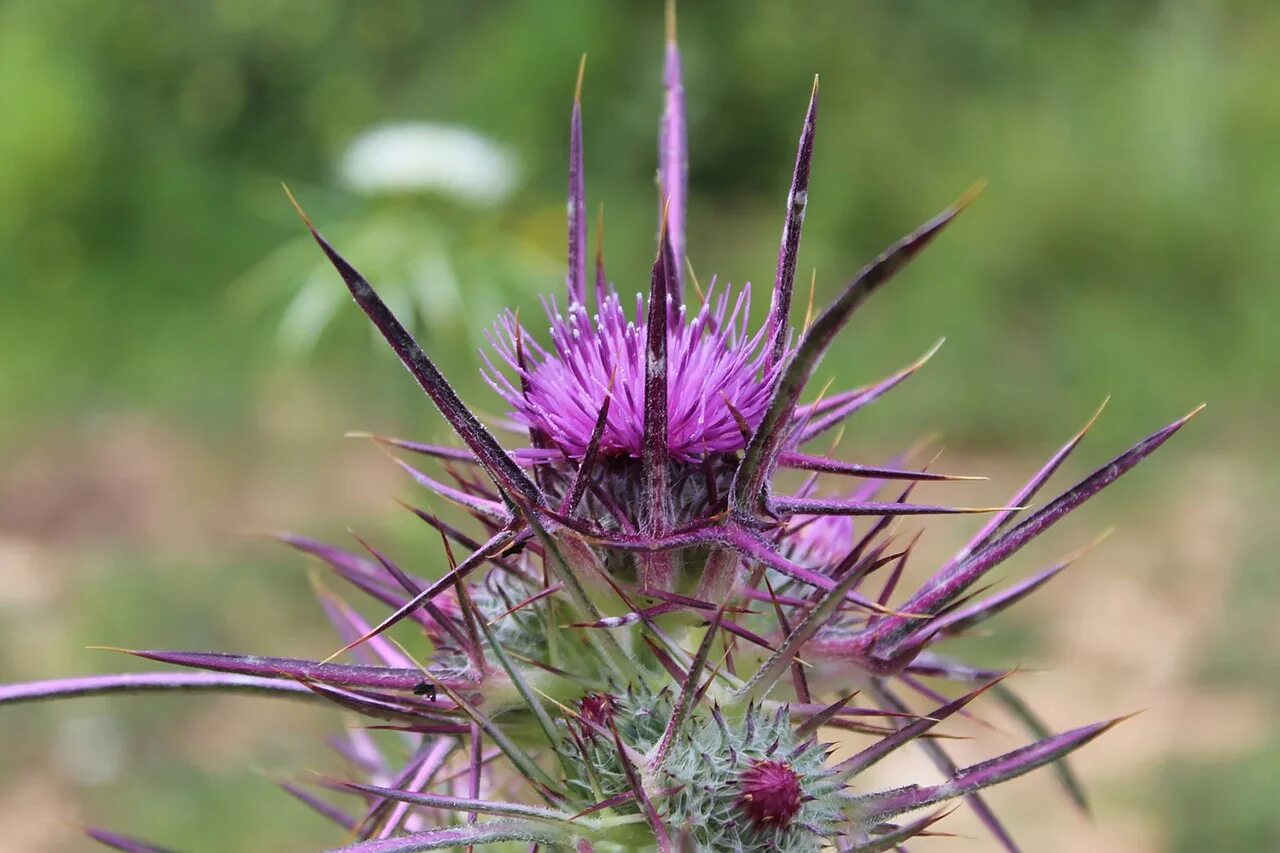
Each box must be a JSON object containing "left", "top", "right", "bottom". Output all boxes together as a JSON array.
[{"left": 0, "top": 8, "right": 1200, "bottom": 853}]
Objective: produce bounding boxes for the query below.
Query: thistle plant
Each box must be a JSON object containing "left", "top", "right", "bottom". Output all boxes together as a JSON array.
[{"left": 1, "top": 12, "right": 1201, "bottom": 853}]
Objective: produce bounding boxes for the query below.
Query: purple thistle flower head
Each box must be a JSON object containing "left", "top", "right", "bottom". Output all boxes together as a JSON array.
[{"left": 485, "top": 284, "right": 780, "bottom": 464}]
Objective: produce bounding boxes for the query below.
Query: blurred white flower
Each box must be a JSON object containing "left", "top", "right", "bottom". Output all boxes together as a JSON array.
[{"left": 340, "top": 123, "right": 519, "bottom": 204}]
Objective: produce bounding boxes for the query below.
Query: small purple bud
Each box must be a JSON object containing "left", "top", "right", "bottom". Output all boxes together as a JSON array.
[
  {"left": 573, "top": 692, "right": 618, "bottom": 738},
  {"left": 737, "top": 758, "right": 804, "bottom": 829}
]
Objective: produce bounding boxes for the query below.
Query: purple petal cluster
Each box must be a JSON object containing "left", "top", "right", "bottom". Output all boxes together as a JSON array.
[{"left": 484, "top": 285, "right": 780, "bottom": 463}]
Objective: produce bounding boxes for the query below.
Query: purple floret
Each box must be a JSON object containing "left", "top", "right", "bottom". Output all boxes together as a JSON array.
[{"left": 484, "top": 281, "right": 783, "bottom": 462}]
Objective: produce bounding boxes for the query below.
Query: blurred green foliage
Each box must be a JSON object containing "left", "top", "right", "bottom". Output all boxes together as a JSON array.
[{"left": 2, "top": 0, "right": 1275, "bottom": 447}]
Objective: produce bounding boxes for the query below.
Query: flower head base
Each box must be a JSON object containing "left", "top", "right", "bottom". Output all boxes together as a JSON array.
[
  {"left": 0, "top": 7, "right": 1202, "bottom": 853},
  {"left": 738, "top": 758, "right": 806, "bottom": 829}
]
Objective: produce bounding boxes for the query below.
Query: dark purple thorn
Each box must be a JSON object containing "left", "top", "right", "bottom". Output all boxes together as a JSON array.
[
  {"left": 591, "top": 203, "right": 606, "bottom": 307},
  {"left": 732, "top": 186, "right": 981, "bottom": 520},
  {"left": 277, "top": 779, "right": 359, "bottom": 832},
  {"left": 793, "top": 691, "right": 860, "bottom": 739},
  {"left": 705, "top": 707, "right": 732, "bottom": 749},
  {"left": 340, "top": 781, "right": 577, "bottom": 827},
  {"left": 765, "top": 75, "right": 820, "bottom": 370},
  {"left": 347, "top": 534, "right": 428, "bottom": 599},
  {"left": 468, "top": 720, "right": 483, "bottom": 829},
  {"left": 904, "top": 653, "right": 1009, "bottom": 684},
  {"left": 327, "top": 822, "right": 562, "bottom": 853},
  {"left": 311, "top": 582, "right": 387, "bottom": 667},
  {"left": 464, "top": 585, "right": 564, "bottom": 755},
  {"left": 734, "top": 539, "right": 903, "bottom": 702},
  {"left": 720, "top": 618, "right": 778, "bottom": 653},
  {"left": 850, "top": 808, "right": 959, "bottom": 853},
  {"left": 0, "top": 671, "right": 319, "bottom": 707},
  {"left": 650, "top": 602, "right": 728, "bottom": 771},
  {"left": 515, "top": 322, "right": 555, "bottom": 493},
  {"left": 567, "top": 56, "right": 588, "bottom": 307},
  {"left": 418, "top": 675, "right": 562, "bottom": 800},
  {"left": 873, "top": 405, "right": 1204, "bottom": 655},
  {"left": 720, "top": 394, "right": 756, "bottom": 445},
  {"left": 643, "top": 586, "right": 754, "bottom": 615},
  {"left": 353, "top": 433, "right": 480, "bottom": 465},
  {"left": 833, "top": 676, "right": 1007, "bottom": 778},
  {"left": 116, "top": 649, "right": 429, "bottom": 692},
  {"left": 349, "top": 532, "right": 475, "bottom": 656},
  {"left": 277, "top": 681, "right": 443, "bottom": 724},
  {"left": 585, "top": 480, "right": 639, "bottom": 533},
  {"left": 85, "top": 828, "right": 176, "bottom": 853},
  {"left": 431, "top": 531, "right": 486, "bottom": 668},
  {"left": 834, "top": 477, "right": 920, "bottom": 578},
  {"left": 867, "top": 532, "right": 921, "bottom": 627},
  {"left": 779, "top": 452, "right": 982, "bottom": 482},
  {"left": 324, "top": 526, "right": 519, "bottom": 660},
  {"left": 640, "top": 210, "right": 676, "bottom": 590},
  {"left": 571, "top": 785, "right": 683, "bottom": 821},
  {"left": 283, "top": 186, "right": 542, "bottom": 510},
  {"left": 866, "top": 682, "right": 1019, "bottom": 851},
  {"left": 486, "top": 584, "right": 563, "bottom": 626},
  {"left": 364, "top": 722, "right": 469, "bottom": 735},
  {"left": 609, "top": 720, "right": 674, "bottom": 853},
  {"left": 897, "top": 550, "right": 1082, "bottom": 649},
  {"left": 990, "top": 683, "right": 1092, "bottom": 814},
  {"left": 719, "top": 525, "right": 897, "bottom": 613},
  {"left": 642, "top": 635, "right": 690, "bottom": 682},
  {"left": 737, "top": 587, "right": 813, "bottom": 609},
  {"left": 277, "top": 533, "right": 429, "bottom": 621},
  {"left": 384, "top": 452, "right": 509, "bottom": 520},
  {"left": 773, "top": 496, "right": 1013, "bottom": 517},
  {"left": 793, "top": 339, "right": 945, "bottom": 446},
  {"left": 364, "top": 737, "right": 456, "bottom": 840},
  {"left": 858, "top": 715, "right": 1129, "bottom": 826},
  {"left": 955, "top": 397, "right": 1108, "bottom": 562},
  {"left": 762, "top": 575, "right": 811, "bottom": 704},
  {"left": 898, "top": 673, "right": 1000, "bottom": 734},
  {"left": 394, "top": 502, "right": 536, "bottom": 584},
  {"left": 658, "top": 0, "right": 686, "bottom": 297},
  {"left": 560, "top": 375, "right": 614, "bottom": 516},
  {"left": 448, "top": 553, "right": 489, "bottom": 674},
  {"left": 690, "top": 653, "right": 725, "bottom": 709}
]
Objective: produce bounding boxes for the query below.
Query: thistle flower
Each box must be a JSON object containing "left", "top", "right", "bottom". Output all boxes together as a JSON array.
[{"left": 1, "top": 8, "right": 1201, "bottom": 852}]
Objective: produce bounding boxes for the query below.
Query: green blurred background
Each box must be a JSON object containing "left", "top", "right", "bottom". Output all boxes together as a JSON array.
[{"left": 1, "top": 1, "right": 1276, "bottom": 850}]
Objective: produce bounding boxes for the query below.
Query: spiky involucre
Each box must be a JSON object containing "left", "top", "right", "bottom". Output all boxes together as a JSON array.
[{"left": 0, "top": 6, "right": 1201, "bottom": 853}]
